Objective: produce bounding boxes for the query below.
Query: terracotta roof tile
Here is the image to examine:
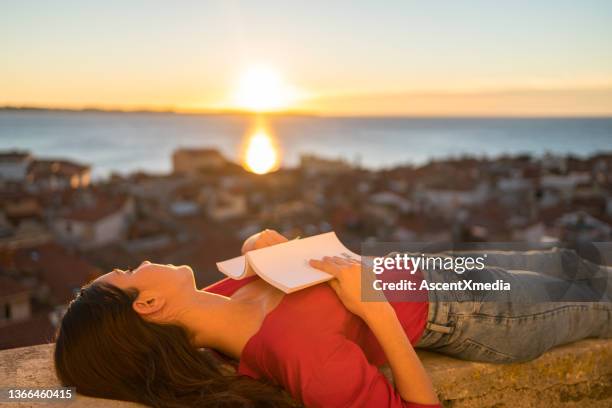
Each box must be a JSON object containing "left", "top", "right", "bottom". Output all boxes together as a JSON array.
[
  {"left": 61, "top": 196, "right": 129, "bottom": 222},
  {"left": 28, "top": 159, "right": 90, "bottom": 178},
  {"left": 0, "top": 275, "right": 29, "bottom": 297},
  {"left": 14, "top": 243, "right": 102, "bottom": 304},
  {"left": 0, "top": 313, "right": 55, "bottom": 350},
  {"left": 0, "top": 151, "right": 31, "bottom": 161}
]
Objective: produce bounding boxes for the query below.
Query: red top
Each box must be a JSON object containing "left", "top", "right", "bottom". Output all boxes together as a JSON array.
[{"left": 205, "top": 276, "right": 435, "bottom": 408}]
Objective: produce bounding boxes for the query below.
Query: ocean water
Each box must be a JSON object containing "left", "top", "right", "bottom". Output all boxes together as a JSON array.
[{"left": 1, "top": 111, "right": 611, "bottom": 179}]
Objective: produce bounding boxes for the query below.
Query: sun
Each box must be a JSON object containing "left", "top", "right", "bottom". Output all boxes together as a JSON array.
[
  {"left": 242, "top": 127, "right": 280, "bottom": 174},
  {"left": 232, "top": 65, "right": 297, "bottom": 112}
]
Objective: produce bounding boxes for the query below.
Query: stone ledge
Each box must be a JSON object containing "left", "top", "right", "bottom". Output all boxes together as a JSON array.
[
  {"left": 1, "top": 339, "right": 611, "bottom": 407},
  {"left": 409, "top": 339, "right": 612, "bottom": 407}
]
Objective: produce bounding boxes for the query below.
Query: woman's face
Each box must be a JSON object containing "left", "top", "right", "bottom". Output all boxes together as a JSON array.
[
  {"left": 95, "top": 261, "right": 197, "bottom": 320},
  {"left": 96, "top": 261, "right": 196, "bottom": 291}
]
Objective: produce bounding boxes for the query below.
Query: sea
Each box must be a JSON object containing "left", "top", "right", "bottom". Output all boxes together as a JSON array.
[{"left": 1, "top": 111, "right": 611, "bottom": 179}]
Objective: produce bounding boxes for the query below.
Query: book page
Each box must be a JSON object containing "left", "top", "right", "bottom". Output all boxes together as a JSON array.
[
  {"left": 216, "top": 255, "right": 256, "bottom": 279},
  {"left": 246, "top": 232, "right": 360, "bottom": 293}
]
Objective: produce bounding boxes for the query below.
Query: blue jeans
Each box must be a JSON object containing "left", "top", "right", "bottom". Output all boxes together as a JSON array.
[{"left": 416, "top": 248, "right": 612, "bottom": 363}]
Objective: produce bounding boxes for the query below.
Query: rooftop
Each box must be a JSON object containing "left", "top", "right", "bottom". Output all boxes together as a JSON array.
[
  {"left": 173, "top": 148, "right": 226, "bottom": 158},
  {"left": 60, "top": 195, "right": 130, "bottom": 223},
  {"left": 12, "top": 243, "right": 102, "bottom": 304},
  {"left": 0, "top": 150, "right": 31, "bottom": 162},
  {"left": 0, "top": 313, "right": 55, "bottom": 350},
  {"left": 29, "top": 159, "right": 90, "bottom": 178},
  {"left": 0, "top": 275, "right": 29, "bottom": 297}
]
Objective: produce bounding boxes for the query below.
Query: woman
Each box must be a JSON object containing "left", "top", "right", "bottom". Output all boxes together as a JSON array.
[{"left": 54, "top": 230, "right": 611, "bottom": 408}]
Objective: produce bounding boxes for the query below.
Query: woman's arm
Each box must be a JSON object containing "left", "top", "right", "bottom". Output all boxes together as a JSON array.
[
  {"left": 362, "top": 302, "right": 438, "bottom": 405},
  {"left": 309, "top": 256, "right": 439, "bottom": 406}
]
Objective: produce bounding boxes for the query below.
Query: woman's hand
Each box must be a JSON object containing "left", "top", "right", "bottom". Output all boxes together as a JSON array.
[
  {"left": 309, "top": 256, "right": 386, "bottom": 320},
  {"left": 241, "top": 229, "right": 289, "bottom": 254}
]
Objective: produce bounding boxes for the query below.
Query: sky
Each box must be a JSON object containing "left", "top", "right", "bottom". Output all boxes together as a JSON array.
[{"left": 1, "top": 0, "right": 612, "bottom": 116}]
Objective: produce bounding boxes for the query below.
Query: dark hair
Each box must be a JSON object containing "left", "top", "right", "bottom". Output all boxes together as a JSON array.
[{"left": 54, "top": 282, "right": 298, "bottom": 407}]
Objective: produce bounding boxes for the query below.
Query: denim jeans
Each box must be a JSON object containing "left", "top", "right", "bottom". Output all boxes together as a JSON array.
[{"left": 416, "top": 248, "right": 612, "bottom": 363}]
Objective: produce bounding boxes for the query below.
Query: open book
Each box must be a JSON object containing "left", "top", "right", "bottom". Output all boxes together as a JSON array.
[{"left": 216, "top": 231, "right": 361, "bottom": 293}]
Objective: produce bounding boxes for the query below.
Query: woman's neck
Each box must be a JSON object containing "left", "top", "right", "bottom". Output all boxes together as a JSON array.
[{"left": 173, "top": 289, "right": 274, "bottom": 359}]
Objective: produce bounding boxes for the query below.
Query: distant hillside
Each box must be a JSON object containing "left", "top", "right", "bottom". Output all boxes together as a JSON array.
[{"left": 0, "top": 105, "right": 317, "bottom": 117}]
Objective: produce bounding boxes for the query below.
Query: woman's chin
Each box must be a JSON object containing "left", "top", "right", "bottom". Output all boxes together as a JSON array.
[
  {"left": 178, "top": 265, "right": 197, "bottom": 287},
  {"left": 179, "top": 264, "right": 193, "bottom": 273}
]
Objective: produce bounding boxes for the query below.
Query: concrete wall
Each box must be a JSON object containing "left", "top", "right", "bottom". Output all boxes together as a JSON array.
[
  {"left": 92, "top": 211, "right": 128, "bottom": 247},
  {"left": 0, "top": 293, "right": 30, "bottom": 325},
  {"left": 52, "top": 200, "right": 134, "bottom": 248},
  {"left": 1, "top": 339, "right": 611, "bottom": 407}
]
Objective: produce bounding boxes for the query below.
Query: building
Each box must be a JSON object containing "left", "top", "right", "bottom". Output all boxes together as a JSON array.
[
  {"left": 0, "top": 276, "right": 31, "bottom": 326},
  {"left": 172, "top": 148, "right": 227, "bottom": 175},
  {"left": 27, "top": 159, "right": 91, "bottom": 191},
  {"left": 0, "top": 151, "right": 32, "bottom": 182},
  {"left": 540, "top": 172, "right": 591, "bottom": 198},
  {"left": 300, "top": 154, "right": 353, "bottom": 176},
  {"left": 170, "top": 200, "right": 200, "bottom": 217},
  {"left": 0, "top": 244, "right": 100, "bottom": 350},
  {"left": 52, "top": 195, "right": 135, "bottom": 248},
  {"left": 369, "top": 191, "right": 413, "bottom": 213},
  {"left": 126, "top": 174, "right": 188, "bottom": 204},
  {"left": 557, "top": 211, "right": 612, "bottom": 242},
  {"left": 512, "top": 222, "right": 556, "bottom": 243},
  {"left": 13, "top": 243, "right": 102, "bottom": 304},
  {"left": 207, "top": 190, "right": 247, "bottom": 221},
  {"left": 2, "top": 196, "right": 42, "bottom": 226},
  {"left": 415, "top": 182, "right": 490, "bottom": 215}
]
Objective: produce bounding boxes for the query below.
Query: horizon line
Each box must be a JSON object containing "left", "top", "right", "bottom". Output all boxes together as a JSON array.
[{"left": 2, "top": 105, "right": 612, "bottom": 120}]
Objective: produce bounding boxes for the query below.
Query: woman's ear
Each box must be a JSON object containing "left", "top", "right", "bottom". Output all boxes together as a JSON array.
[{"left": 132, "top": 292, "right": 165, "bottom": 316}]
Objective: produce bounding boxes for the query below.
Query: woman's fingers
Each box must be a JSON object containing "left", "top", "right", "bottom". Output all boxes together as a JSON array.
[
  {"left": 309, "top": 256, "right": 360, "bottom": 278},
  {"left": 261, "top": 230, "right": 276, "bottom": 245},
  {"left": 308, "top": 258, "right": 323, "bottom": 269},
  {"left": 330, "top": 256, "right": 347, "bottom": 265},
  {"left": 309, "top": 256, "right": 348, "bottom": 269},
  {"left": 325, "top": 257, "right": 349, "bottom": 273},
  {"left": 243, "top": 229, "right": 289, "bottom": 254},
  {"left": 309, "top": 258, "right": 340, "bottom": 277},
  {"left": 254, "top": 229, "right": 289, "bottom": 249},
  {"left": 309, "top": 258, "right": 331, "bottom": 272},
  {"left": 265, "top": 230, "right": 288, "bottom": 243},
  {"left": 327, "top": 255, "right": 359, "bottom": 266},
  {"left": 271, "top": 231, "right": 289, "bottom": 244},
  {"left": 260, "top": 230, "right": 273, "bottom": 243}
]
